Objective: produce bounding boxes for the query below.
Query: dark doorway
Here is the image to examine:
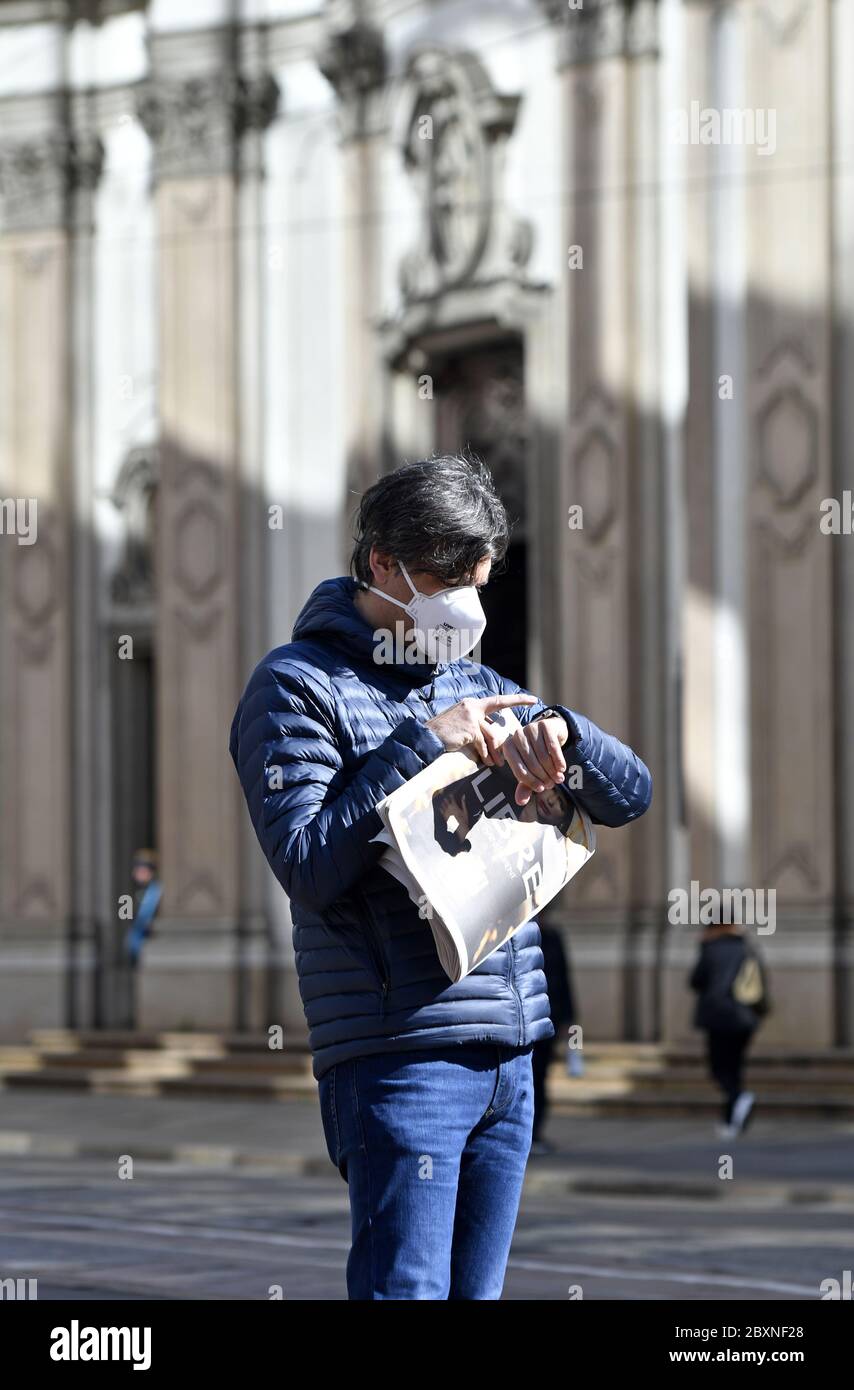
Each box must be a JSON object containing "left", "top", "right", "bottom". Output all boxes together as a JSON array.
[
  {"left": 478, "top": 540, "right": 528, "bottom": 689},
  {"left": 432, "top": 338, "right": 529, "bottom": 688},
  {"left": 107, "top": 635, "right": 156, "bottom": 1028}
]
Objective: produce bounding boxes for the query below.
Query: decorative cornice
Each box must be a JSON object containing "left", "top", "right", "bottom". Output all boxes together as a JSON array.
[
  {"left": 537, "top": 0, "right": 570, "bottom": 22},
  {"left": 756, "top": 0, "right": 810, "bottom": 44},
  {"left": 0, "top": 0, "right": 143, "bottom": 22},
  {"left": 0, "top": 128, "right": 104, "bottom": 232},
  {"left": 137, "top": 72, "right": 280, "bottom": 181},
  {"left": 537, "top": 0, "right": 659, "bottom": 66},
  {"left": 317, "top": 19, "right": 388, "bottom": 141},
  {"left": 317, "top": 19, "right": 387, "bottom": 100}
]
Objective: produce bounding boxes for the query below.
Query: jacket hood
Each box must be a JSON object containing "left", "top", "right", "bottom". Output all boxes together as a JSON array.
[{"left": 292, "top": 575, "right": 443, "bottom": 679}]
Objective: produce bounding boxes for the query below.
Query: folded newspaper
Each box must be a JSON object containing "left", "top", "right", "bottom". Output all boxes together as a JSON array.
[{"left": 372, "top": 709, "right": 595, "bottom": 982}]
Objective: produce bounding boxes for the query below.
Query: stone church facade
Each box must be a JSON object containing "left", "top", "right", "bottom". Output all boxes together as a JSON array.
[{"left": 1, "top": 0, "right": 852, "bottom": 1050}]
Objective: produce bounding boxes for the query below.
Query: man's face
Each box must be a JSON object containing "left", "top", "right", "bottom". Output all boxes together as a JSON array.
[
  {"left": 536, "top": 785, "right": 568, "bottom": 823},
  {"left": 133, "top": 864, "right": 154, "bottom": 886},
  {"left": 369, "top": 549, "right": 492, "bottom": 628},
  {"left": 518, "top": 784, "right": 568, "bottom": 827}
]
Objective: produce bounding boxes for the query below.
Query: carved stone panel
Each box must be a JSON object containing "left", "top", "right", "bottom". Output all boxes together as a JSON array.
[
  {"left": 561, "top": 53, "right": 633, "bottom": 914},
  {"left": 744, "top": 0, "right": 832, "bottom": 924},
  {"left": 0, "top": 233, "right": 71, "bottom": 928},
  {"left": 398, "top": 49, "right": 533, "bottom": 303},
  {"left": 155, "top": 177, "right": 241, "bottom": 923},
  {"left": 749, "top": 342, "right": 832, "bottom": 901}
]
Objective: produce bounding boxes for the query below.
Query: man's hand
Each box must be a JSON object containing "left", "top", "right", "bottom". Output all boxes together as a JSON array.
[
  {"left": 425, "top": 694, "right": 537, "bottom": 766},
  {"left": 495, "top": 715, "right": 570, "bottom": 806}
]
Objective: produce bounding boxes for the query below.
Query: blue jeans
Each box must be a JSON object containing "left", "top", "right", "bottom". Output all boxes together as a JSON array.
[{"left": 317, "top": 1042, "right": 535, "bottom": 1300}]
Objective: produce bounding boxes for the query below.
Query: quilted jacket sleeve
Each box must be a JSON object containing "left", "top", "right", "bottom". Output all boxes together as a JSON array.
[
  {"left": 229, "top": 659, "right": 446, "bottom": 914},
  {"left": 484, "top": 669, "right": 653, "bottom": 828}
]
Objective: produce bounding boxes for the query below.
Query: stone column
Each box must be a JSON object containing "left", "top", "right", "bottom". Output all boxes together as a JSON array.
[
  {"left": 68, "top": 108, "right": 106, "bottom": 1032},
  {"left": 0, "top": 97, "right": 104, "bottom": 1039},
  {"left": 680, "top": 0, "right": 720, "bottom": 918},
  {"left": 318, "top": 1, "right": 389, "bottom": 552},
  {"left": 741, "top": 0, "right": 834, "bottom": 1046},
  {"left": 540, "top": 0, "right": 666, "bottom": 1039},
  {"left": 831, "top": 0, "right": 854, "bottom": 1044},
  {"left": 234, "top": 30, "right": 282, "bottom": 1032},
  {"left": 623, "top": 2, "right": 671, "bottom": 1040},
  {"left": 137, "top": 42, "right": 279, "bottom": 1031},
  {"left": 660, "top": 0, "right": 735, "bottom": 1044}
]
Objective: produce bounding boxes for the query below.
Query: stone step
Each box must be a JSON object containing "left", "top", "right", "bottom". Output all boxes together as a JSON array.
[
  {"left": 157, "top": 1072, "right": 318, "bottom": 1100},
  {"left": 3, "top": 1047, "right": 307, "bottom": 1076},
  {"left": 651, "top": 1051, "right": 854, "bottom": 1071},
  {"left": 23, "top": 1030, "right": 854, "bottom": 1068},
  {"left": 115, "top": 1071, "right": 854, "bottom": 1116},
  {"left": 0, "top": 1066, "right": 317, "bottom": 1100},
  {"left": 28, "top": 1029, "right": 223, "bottom": 1054},
  {"left": 188, "top": 1054, "right": 312, "bottom": 1076},
  {"left": 4, "top": 1032, "right": 854, "bottom": 1117},
  {"left": 0, "top": 1064, "right": 188, "bottom": 1091},
  {"left": 0, "top": 1047, "right": 43, "bottom": 1072},
  {"left": 577, "top": 1045, "right": 854, "bottom": 1070},
  {"left": 22, "top": 1049, "right": 200, "bottom": 1074},
  {"left": 27, "top": 1029, "right": 302, "bottom": 1057},
  {"left": 3, "top": 1061, "right": 851, "bottom": 1118},
  {"left": 570, "top": 1064, "right": 854, "bottom": 1089},
  {"left": 546, "top": 1089, "right": 854, "bottom": 1119}
]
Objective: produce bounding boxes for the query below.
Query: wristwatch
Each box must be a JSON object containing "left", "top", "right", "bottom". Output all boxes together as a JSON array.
[{"left": 536, "top": 705, "right": 576, "bottom": 746}]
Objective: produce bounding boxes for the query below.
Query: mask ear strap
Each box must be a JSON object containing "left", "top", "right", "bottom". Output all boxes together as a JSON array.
[
  {"left": 367, "top": 559, "right": 419, "bottom": 609},
  {"left": 367, "top": 586, "right": 409, "bottom": 611},
  {"left": 397, "top": 560, "right": 419, "bottom": 598}
]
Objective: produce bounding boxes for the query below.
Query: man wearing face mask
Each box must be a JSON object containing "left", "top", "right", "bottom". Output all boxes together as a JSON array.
[{"left": 229, "top": 454, "right": 652, "bottom": 1300}]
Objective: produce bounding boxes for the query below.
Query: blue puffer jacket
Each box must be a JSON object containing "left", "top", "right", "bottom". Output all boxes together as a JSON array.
[{"left": 229, "top": 577, "right": 652, "bottom": 1079}]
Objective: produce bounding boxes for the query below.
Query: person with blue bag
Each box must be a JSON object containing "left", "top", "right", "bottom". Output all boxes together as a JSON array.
[{"left": 125, "top": 848, "right": 162, "bottom": 966}]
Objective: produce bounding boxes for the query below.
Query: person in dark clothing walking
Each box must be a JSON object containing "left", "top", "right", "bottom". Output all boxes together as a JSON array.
[
  {"left": 689, "top": 921, "right": 770, "bottom": 1138},
  {"left": 530, "top": 920, "right": 576, "bottom": 1154}
]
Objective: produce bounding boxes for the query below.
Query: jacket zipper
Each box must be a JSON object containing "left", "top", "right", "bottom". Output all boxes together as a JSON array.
[
  {"left": 506, "top": 936, "right": 524, "bottom": 1046},
  {"left": 417, "top": 667, "right": 442, "bottom": 709},
  {"left": 357, "top": 888, "right": 390, "bottom": 1010}
]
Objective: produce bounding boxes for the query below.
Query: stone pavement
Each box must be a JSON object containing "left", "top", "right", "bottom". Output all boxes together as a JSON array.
[
  {"left": 0, "top": 1088, "right": 853, "bottom": 1202},
  {"left": 1, "top": 1092, "right": 852, "bottom": 1299}
]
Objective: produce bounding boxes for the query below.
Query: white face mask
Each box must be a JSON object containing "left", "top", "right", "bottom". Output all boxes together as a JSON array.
[{"left": 369, "top": 560, "right": 487, "bottom": 664}]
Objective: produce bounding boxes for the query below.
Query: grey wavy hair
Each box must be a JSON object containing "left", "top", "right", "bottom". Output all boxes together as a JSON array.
[{"left": 350, "top": 452, "right": 511, "bottom": 587}]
